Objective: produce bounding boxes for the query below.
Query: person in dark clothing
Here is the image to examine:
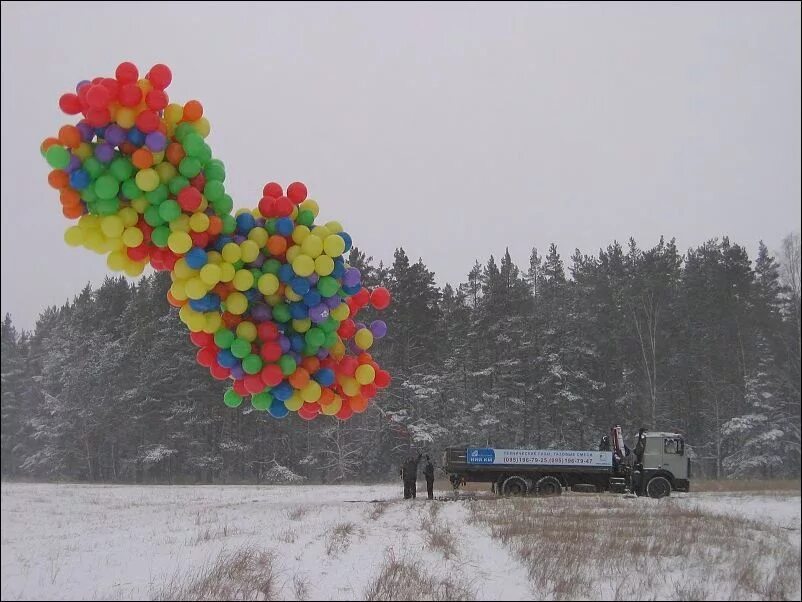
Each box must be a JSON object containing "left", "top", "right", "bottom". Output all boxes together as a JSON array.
[
  {"left": 423, "top": 455, "right": 435, "bottom": 500},
  {"left": 634, "top": 428, "right": 647, "bottom": 465},
  {"left": 599, "top": 435, "right": 611, "bottom": 451},
  {"left": 401, "top": 453, "right": 422, "bottom": 499}
]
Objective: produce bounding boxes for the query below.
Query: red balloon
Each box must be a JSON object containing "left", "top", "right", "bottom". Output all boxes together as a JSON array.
[
  {"left": 298, "top": 403, "right": 321, "bottom": 420},
  {"left": 370, "top": 287, "right": 391, "bottom": 310},
  {"left": 135, "top": 110, "right": 160, "bottom": 133},
  {"left": 337, "top": 319, "right": 356, "bottom": 339},
  {"left": 274, "top": 196, "right": 293, "bottom": 217},
  {"left": 196, "top": 346, "right": 217, "bottom": 367},
  {"left": 260, "top": 364, "right": 283, "bottom": 387},
  {"left": 116, "top": 61, "right": 139, "bottom": 83},
  {"left": 245, "top": 373, "right": 265, "bottom": 394},
  {"left": 190, "top": 331, "right": 214, "bottom": 347},
  {"left": 190, "top": 231, "right": 210, "bottom": 248},
  {"left": 210, "top": 364, "right": 230, "bottom": 380},
  {"left": 258, "top": 196, "right": 275, "bottom": 217},
  {"left": 260, "top": 341, "right": 282, "bottom": 362},
  {"left": 335, "top": 404, "right": 354, "bottom": 421},
  {"left": 147, "top": 64, "right": 172, "bottom": 90},
  {"left": 85, "top": 107, "right": 111, "bottom": 127},
  {"left": 100, "top": 78, "right": 120, "bottom": 101},
  {"left": 352, "top": 287, "right": 370, "bottom": 307},
  {"left": 287, "top": 182, "right": 307, "bottom": 204},
  {"left": 338, "top": 356, "right": 358, "bottom": 377},
  {"left": 233, "top": 379, "right": 249, "bottom": 396},
  {"left": 86, "top": 84, "right": 110, "bottom": 109},
  {"left": 59, "top": 93, "right": 82, "bottom": 115},
  {"left": 263, "top": 182, "right": 283, "bottom": 198},
  {"left": 374, "top": 369, "right": 391, "bottom": 388},
  {"left": 118, "top": 84, "right": 142, "bottom": 107},
  {"left": 127, "top": 244, "right": 150, "bottom": 262},
  {"left": 257, "top": 322, "right": 279, "bottom": 341},
  {"left": 346, "top": 298, "right": 360, "bottom": 318},
  {"left": 360, "top": 383, "right": 377, "bottom": 398},
  {"left": 177, "top": 187, "right": 202, "bottom": 211},
  {"left": 190, "top": 173, "right": 206, "bottom": 191},
  {"left": 146, "top": 89, "right": 169, "bottom": 111}
]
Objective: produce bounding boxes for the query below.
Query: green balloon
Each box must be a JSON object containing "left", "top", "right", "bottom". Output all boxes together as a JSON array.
[
  {"left": 81, "top": 185, "right": 98, "bottom": 204},
  {"left": 204, "top": 181, "right": 225, "bottom": 203},
  {"left": 169, "top": 175, "right": 190, "bottom": 196},
  {"left": 242, "top": 354, "right": 263, "bottom": 375},
  {"left": 94, "top": 175, "right": 120, "bottom": 200},
  {"left": 178, "top": 157, "right": 202, "bottom": 178},
  {"left": 324, "top": 330, "right": 339, "bottom": 348},
  {"left": 317, "top": 276, "right": 339, "bottom": 298},
  {"left": 183, "top": 134, "right": 204, "bottom": 157},
  {"left": 221, "top": 215, "right": 237, "bottom": 234},
  {"left": 45, "top": 145, "right": 70, "bottom": 169},
  {"left": 303, "top": 344, "right": 319, "bottom": 357},
  {"left": 297, "top": 210, "right": 315, "bottom": 227},
  {"left": 272, "top": 304, "right": 291, "bottom": 323},
  {"left": 109, "top": 157, "right": 134, "bottom": 181},
  {"left": 197, "top": 144, "right": 212, "bottom": 165},
  {"left": 233, "top": 260, "right": 245, "bottom": 270},
  {"left": 230, "top": 338, "right": 252, "bottom": 359},
  {"left": 205, "top": 159, "right": 226, "bottom": 182},
  {"left": 151, "top": 226, "right": 170, "bottom": 248},
  {"left": 319, "top": 317, "right": 338, "bottom": 333},
  {"left": 96, "top": 197, "right": 120, "bottom": 216},
  {"left": 121, "top": 178, "right": 142, "bottom": 200},
  {"left": 145, "top": 184, "right": 169, "bottom": 205},
  {"left": 214, "top": 195, "right": 234, "bottom": 216},
  {"left": 278, "top": 354, "right": 297, "bottom": 376},
  {"left": 144, "top": 206, "right": 165, "bottom": 227},
  {"left": 83, "top": 157, "right": 104, "bottom": 179},
  {"left": 158, "top": 199, "right": 181, "bottom": 222},
  {"left": 305, "top": 328, "right": 325, "bottom": 348},
  {"left": 263, "top": 259, "right": 281, "bottom": 274},
  {"left": 223, "top": 389, "right": 243, "bottom": 408},
  {"left": 265, "top": 219, "right": 277, "bottom": 235},
  {"left": 214, "top": 328, "right": 235, "bottom": 349},
  {"left": 251, "top": 391, "right": 272, "bottom": 411}
]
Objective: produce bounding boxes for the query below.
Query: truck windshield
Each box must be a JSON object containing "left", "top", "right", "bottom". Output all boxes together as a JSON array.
[{"left": 664, "top": 438, "right": 684, "bottom": 455}]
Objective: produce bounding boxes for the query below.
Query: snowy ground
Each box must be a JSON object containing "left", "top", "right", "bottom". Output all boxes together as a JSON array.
[{"left": 1, "top": 482, "right": 799, "bottom": 601}]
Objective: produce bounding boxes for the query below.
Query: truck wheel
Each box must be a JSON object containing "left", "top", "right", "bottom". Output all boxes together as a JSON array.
[
  {"left": 501, "top": 476, "right": 529, "bottom": 496},
  {"left": 534, "top": 476, "right": 562, "bottom": 497},
  {"left": 646, "top": 476, "right": 671, "bottom": 499}
]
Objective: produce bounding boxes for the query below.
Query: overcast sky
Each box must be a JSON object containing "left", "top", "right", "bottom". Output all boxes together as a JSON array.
[{"left": 1, "top": 2, "right": 800, "bottom": 330}]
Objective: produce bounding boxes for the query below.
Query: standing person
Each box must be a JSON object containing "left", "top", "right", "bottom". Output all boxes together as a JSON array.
[
  {"left": 424, "top": 455, "right": 435, "bottom": 500},
  {"left": 400, "top": 461, "right": 410, "bottom": 499},
  {"left": 634, "top": 428, "right": 647, "bottom": 465},
  {"left": 403, "top": 453, "right": 422, "bottom": 499}
]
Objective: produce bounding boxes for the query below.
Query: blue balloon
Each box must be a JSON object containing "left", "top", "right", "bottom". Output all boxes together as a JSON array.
[
  {"left": 276, "top": 217, "right": 294, "bottom": 236},
  {"left": 303, "top": 290, "right": 322, "bottom": 307},
  {"left": 313, "top": 367, "right": 335, "bottom": 386},
  {"left": 185, "top": 247, "right": 208, "bottom": 270},
  {"left": 214, "top": 235, "right": 232, "bottom": 252},
  {"left": 290, "top": 334, "right": 305, "bottom": 352},
  {"left": 290, "top": 277, "right": 311, "bottom": 295},
  {"left": 332, "top": 260, "right": 346, "bottom": 278},
  {"left": 272, "top": 382, "right": 293, "bottom": 401},
  {"left": 236, "top": 212, "right": 256, "bottom": 234},
  {"left": 268, "top": 399, "right": 289, "bottom": 419},
  {"left": 217, "top": 349, "right": 239, "bottom": 368},
  {"left": 278, "top": 264, "right": 295, "bottom": 283},
  {"left": 339, "top": 231, "right": 353, "bottom": 252},
  {"left": 69, "top": 169, "right": 91, "bottom": 190},
  {"left": 127, "top": 127, "right": 145, "bottom": 146},
  {"left": 289, "top": 302, "right": 308, "bottom": 320},
  {"left": 342, "top": 283, "right": 361, "bottom": 296}
]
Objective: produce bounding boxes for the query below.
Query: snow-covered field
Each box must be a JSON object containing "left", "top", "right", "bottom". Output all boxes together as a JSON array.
[{"left": 1, "top": 482, "right": 799, "bottom": 601}]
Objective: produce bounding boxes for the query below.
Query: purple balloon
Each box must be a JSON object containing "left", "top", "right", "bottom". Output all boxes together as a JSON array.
[
  {"left": 290, "top": 351, "right": 302, "bottom": 363},
  {"left": 233, "top": 234, "right": 246, "bottom": 244},
  {"left": 248, "top": 254, "right": 266, "bottom": 269},
  {"left": 370, "top": 320, "right": 388, "bottom": 339},
  {"left": 94, "top": 143, "right": 115, "bottom": 163},
  {"left": 230, "top": 365, "right": 245, "bottom": 380},
  {"left": 325, "top": 295, "right": 341, "bottom": 309},
  {"left": 66, "top": 154, "right": 81, "bottom": 173},
  {"left": 343, "top": 267, "right": 361, "bottom": 288},
  {"left": 256, "top": 218, "right": 266, "bottom": 227},
  {"left": 279, "top": 335, "right": 291, "bottom": 353},
  {"left": 308, "top": 273, "right": 320, "bottom": 285},
  {"left": 104, "top": 124, "right": 126, "bottom": 146},
  {"left": 76, "top": 80, "right": 90, "bottom": 93},
  {"left": 356, "top": 322, "right": 366, "bottom": 331},
  {"left": 145, "top": 131, "right": 167, "bottom": 152},
  {"left": 251, "top": 304, "right": 272, "bottom": 322},
  {"left": 309, "top": 304, "right": 330, "bottom": 323},
  {"left": 317, "top": 348, "right": 329, "bottom": 359},
  {"left": 77, "top": 122, "right": 95, "bottom": 143}
]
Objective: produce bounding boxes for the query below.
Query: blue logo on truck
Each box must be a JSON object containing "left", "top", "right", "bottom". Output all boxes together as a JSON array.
[{"left": 467, "top": 448, "right": 495, "bottom": 464}]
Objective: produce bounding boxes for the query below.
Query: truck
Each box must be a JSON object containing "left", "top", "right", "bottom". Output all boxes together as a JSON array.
[{"left": 442, "top": 427, "right": 690, "bottom": 499}]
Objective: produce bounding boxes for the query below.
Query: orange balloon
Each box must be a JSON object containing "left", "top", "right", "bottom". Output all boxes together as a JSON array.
[
  {"left": 48, "top": 170, "right": 70, "bottom": 190},
  {"left": 288, "top": 367, "right": 310, "bottom": 390},
  {"left": 40, "top": 137, "right": 60, "bottom": 154},
  {"left": 301, "top": 356, "right": 321, "bottom": 373},
  {"left": 165, "top": 142, "right": 185, "bottom": 166},
  {"left": 58, "top": 125, "right": 82, "bottom": 149},
  {"left": 166, "top": 291, "right": 184, "bottom": 307},
  {"left": 222, "top": 312, "right": 242, "bottom": 329},
  {"left": 183, "top": 100, "right": 203, "bottom": 122},
  {"left": 132, "top": 148, "right": 153, "bottom": 169},
  {"left": 60, "top": 189, "right": 81, "bottom": 208},
  {"left": 267, "top": 235, "right": 287, "bottom": 256},
  {"left": 349, "top": 395, "right": 369, "bottom": 413},
  {"left": 62, "top": 204, "right": 83, "bottom": 219},
  {"left": 120, "top": 141, "right": 137, "bottom": 155},
  {"left": 318, "top": 387, "right": 335, "bottom": 406},
  {"left": 207, "top": 215, "right": 223, "bottom": 236}
]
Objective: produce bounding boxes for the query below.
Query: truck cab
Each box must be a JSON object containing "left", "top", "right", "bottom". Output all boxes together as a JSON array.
[{"left": 634, "top": 432, "right": 690, "bottom": 497}]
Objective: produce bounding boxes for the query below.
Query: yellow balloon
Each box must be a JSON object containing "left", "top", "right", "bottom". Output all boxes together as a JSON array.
[
  {"left": 189, "top": 212, "right": 210, "bottom": 233},
  {"left": 300, "top": 199, "right": 319, "bottom": 216},
  {"left": 331, "top": 302, "right": 350, "bottom": 321},
  {"left": 122, "top": 227, "right": 144, "bottom": 248},
  {"left": 285, "top": 287, "right": 303, "bottom": 302},
  {"left": 314, "top": 255, "right": 334, "bottom": 276},
  {"left": 331, "top": 339, "right": 346, "bottom": 359},
  {"left": 169, "top": 214, "right": 190, "bottom": 233},
  {"left": 173, "top": 258, "right": 196, "bottom": 280},
  {"left": 152, "top": 150, "right": 165, "bottom": 165},
  {"left": 222, "top": 242, "right": 242, "bottom": 263},
  {"left": 84, "top": 229, "right": 103, "bottom": 250},
  {"left": 325, "top": 221, "right": 343, "bottom": 234},
  {"left": 236, "top": 321, "right": 257, "bottom": 342},
  {"left": 168, "top": 231, "right": 192, "bottom": 254},
  {"left": 284, "top": 394, "right": 304, "bottom": 412},
  {"left": 301, "top": 235, "right": 323, "bottom": 258},
  {"left": 233, "top": 269, "right": 255, "bottom": 291},
  {"left": 187, "top": 311, "right": 206, "bottom": 333},
  {"left": 116, "top": 108, "right": 136, "bottom": 128},
  {"left": 321, "top": 395, "right": 343, "bottom": 415},
  {"left": 164, "top": 103, "right": 183, "bottom": 125},
  {"left": 265, "top": 293, "right": 282, "bottom": 306},
  {"left": 220, "top": 262, "right": 236, "bottom": 282},
  {"left": 226, "top": 292, "right": 248, "bottom": 315},
  {"left": 106, "top": 250, "right": 126, "bottom": 271},
  {"left": 285, "top": 244, "right": 302, "bottom": 264},
  {"left": 155, "top": 161, "right": 176, "bottom": 183},
  {"left": 323, "top": 234, "right": 346, "bottom": 257},
  {"left": 292, "top": 225, "right": 310, "bottom": 245},
  {"left": 100, "top": 215, "right": 124, "bottom": 239},
  {"left": 341, "top": 376, "right": 361, "bottom": 397},
  {"left": 135, "top": 168, "right": 160, "bottom": 192},
  {"left": 194, "top": 116, "right": 211, "bottom": 137},
  {"left": 178, "top": 304, "right": 192, "bottom": 324},
  {"left": 203, "top": 312, "right": 222, "bottom": 333},
  {"left": 131, "top": 198, "right": 150, "bottom": 214},
  {"left": 78, "top": 214, "right": 100, "bottom": 230},
  {"left": 170, "top": 280, "right": 188, "bottom": 301},
  {"left": 124, "top": 261, "right": 145, "bottom": 278},
  {"left": 354, "top": 328, "right": 374, "bottom": 350},
  {"left": 64, "top": 226, "right": 85, "bottom": 247},
  {"left": 185, "top": 278, "right": 207, "bottom": 300},
  {"left": 258, "top": 273, "right": 280, "bottom": 295},
  {"left": 311, "top": 226, "right": 331, "bottom": 240},
  {"left": 240, "top": 240, "right": 260, "bottom": 263},
  {"left": 292, "top": 255, "right": 315, "bottom": 277},
  {"left": 206, "top": 251, "right": 223, "bottom": 265},
  {"left": 200, "top": 263, "right": 222, "bottom": 286},
  {"left": 248, "top": 227, "right": 268, "bottom": 247},
  {"left": 198, "top": 196, "right": 209, "bottom": 212},
  {"left": 301, "top": 381, "right": 322, "bottom": 402},
  {"left": 292, "top": 318, "right": 311, "bottom": 333},
  {"left": 119, "top": 207, "right": 138, "bottom": 227},
  {"left": 355, "top": 364, "right": 376, "bottom": 385}
]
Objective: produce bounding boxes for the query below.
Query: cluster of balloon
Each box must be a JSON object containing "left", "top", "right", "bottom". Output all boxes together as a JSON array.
[{"left": 42, "top": 61, "right": 392, "bottom": 421}]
